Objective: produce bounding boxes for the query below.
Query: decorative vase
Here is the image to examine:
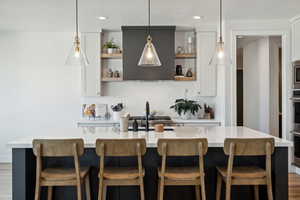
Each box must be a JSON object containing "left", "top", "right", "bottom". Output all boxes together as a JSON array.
[{"left": 112, "top": 111, "right": 122, "bottom": 121}]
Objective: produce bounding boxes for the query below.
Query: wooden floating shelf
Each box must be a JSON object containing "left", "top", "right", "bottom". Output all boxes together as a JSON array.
[
  {"left": 174, "top": 76, "right": 196, "bottom": 81},
  {"left": 101, "top": 77, "right": 123, "bottom": 82},
  {"left": 175, "top": 54, "right": 197, "bottom": 59},
  {"left": 101, "top": 53, "right": 122, "bottom": 59}
]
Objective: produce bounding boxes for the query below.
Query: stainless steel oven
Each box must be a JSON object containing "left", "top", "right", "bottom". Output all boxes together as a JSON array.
[
  {"left": 294, "top": 133, "right": 300, "bottom": 167},
  {"left": 294, "top": 61, "right": 300, "bottom": 89}
]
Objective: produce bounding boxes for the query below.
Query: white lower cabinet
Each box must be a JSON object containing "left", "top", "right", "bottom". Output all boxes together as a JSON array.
[{"left": 81, "top": 32, "right": 101, "bottom": 96}]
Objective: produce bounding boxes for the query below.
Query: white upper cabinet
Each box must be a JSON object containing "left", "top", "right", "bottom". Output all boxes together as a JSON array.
[
  {"left": 197, "top": 31, "right": 217, "bottom": 97},
  {"left": 292, "top": 16, "right": 300, "bottom": 61},
  {"left": 81, "top": 32, "right": 101, "bottom": 96}
]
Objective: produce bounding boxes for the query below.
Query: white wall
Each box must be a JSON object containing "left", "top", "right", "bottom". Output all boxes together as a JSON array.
[
  {"left": 0, "top": 32, "right": 82, "bottom": 162},
  {"left": 243, "top": 37, "right": 270, "bottom": 133}
]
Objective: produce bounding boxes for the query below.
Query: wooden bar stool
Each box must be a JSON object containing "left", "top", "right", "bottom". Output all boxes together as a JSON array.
[
  {"left": 157, "top": 138, "right": 208, "bottom": 200},
  {"left": 216, "top": 138, "right": 275, "bottom": 200},
  {"left": 95, "top": 138, "right": 147, "bottom": 200},
  {"left": 32, "top": 139, "right": 91, "bottom": 200}
]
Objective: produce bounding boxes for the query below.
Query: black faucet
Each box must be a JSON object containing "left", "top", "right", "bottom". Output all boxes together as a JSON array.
[{"left": 145, "top": 101, "right": 150, "bottom": 132}]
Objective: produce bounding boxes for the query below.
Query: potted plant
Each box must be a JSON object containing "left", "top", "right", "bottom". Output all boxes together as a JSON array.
[
  {"left": 111, "top": 103, "right": 124, "bottom": 121},
  {"left": 170, "top": 99, "right": 202, "bottom": 120},
  {"left": 103, "top": 39, "right": 119, "bottom": 54}
]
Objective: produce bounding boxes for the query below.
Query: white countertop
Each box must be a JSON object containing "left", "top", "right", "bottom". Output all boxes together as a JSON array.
[
  {"left": 8, "top": 126, "right": 292, "bottom": 148},
  {"left": 77, "top": 119, "right": 221, "bottom": 126}
]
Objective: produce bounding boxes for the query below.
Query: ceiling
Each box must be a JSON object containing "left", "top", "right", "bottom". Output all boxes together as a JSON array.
[{"left": 0, "top": 0, "right": 300, "bottom": 31}]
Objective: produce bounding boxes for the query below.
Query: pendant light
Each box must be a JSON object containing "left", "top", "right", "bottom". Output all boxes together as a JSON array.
[
  {"left": 209, "top": 0, "right": 225, "bottom": 65},
  {"left": 65, "top": 0, "right": 89, "bottom": 67},
  {"left": 138, "top": 0, "right": 162, "bottom": 67}
]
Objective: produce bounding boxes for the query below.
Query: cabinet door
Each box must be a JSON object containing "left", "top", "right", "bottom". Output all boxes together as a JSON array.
[
  {"left": 81, "top": 32, "right": 101, "bottom": 96},
  {"left": 197, "top": 32, "right": 217, "bottom": 96},
  {"left": 292, "top": 18, "right": 300, "bottom": 61}
]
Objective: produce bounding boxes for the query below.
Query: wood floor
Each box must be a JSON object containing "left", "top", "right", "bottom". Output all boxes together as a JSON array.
[
  {"left": 0, "top": 164, "right": 299, "bottom": 200},
  {"left": 290, "top": 173, "right": 300, "bottom": 200}
]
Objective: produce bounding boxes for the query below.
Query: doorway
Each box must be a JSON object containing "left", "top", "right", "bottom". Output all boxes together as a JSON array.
[{"left": 236, "top": 36, "right": 283, "bottom": 138}]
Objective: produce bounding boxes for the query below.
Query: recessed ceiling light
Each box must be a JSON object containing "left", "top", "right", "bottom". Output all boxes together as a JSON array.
[
  {"left": 193, "top": 16, "right": 203, "bottom": 20},
  {"left": 98, "top": 16, "right": 108, "bottom": 20}
]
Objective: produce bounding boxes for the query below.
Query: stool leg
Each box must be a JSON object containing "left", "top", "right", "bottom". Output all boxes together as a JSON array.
[
  {"left": 85, "top": 176, "right": 91, "bottom": 200},
  {"left": 47, "top": 186, "right": 53, "bottom": 200},
  {"left": 200, "top": 176, "right": 206, "bottom": 200},
  {"left": 216, "top": 174, "right": 222, "bottom": 200},
  {"left": 77, "top": 181, "right": 82, "bottom": 200},
  {"left": 254, "top": 185, "right": 259, "bottom": 200},
  {"left": 225, "top": 179, "right": 231, "bottom": 200},
  {"left": 159, "top": 179, "right": 165, "bottom": 200},
  {"left": 266, "top": 176, "right": 273, "bottom": 200},
  {"left": 195, "top": 185, "right": 201, "bottom": 200},
  {"left": 34, "top": 180, "right": 41, "bottom": 200},
  {"left": 139, "top": 177, "right": 145, "bottom": 200},
  {"left": 98, "top": 177, "right": 104, "bottom": 200},
  {"left": 157, "top": 180, "right": 161, "bottom": 200},
  {"left": 102, "top": 184, "right": 107, "bottom": 200}
]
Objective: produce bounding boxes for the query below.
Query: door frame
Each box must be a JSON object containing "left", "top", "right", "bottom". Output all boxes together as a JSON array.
[{"left": 229, "top": 28, "right": 292, "bottom": 141}]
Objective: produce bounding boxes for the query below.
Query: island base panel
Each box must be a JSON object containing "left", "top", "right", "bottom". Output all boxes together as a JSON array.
[{"left": 12, "top": 147, "right": 288, "bottom": 200}]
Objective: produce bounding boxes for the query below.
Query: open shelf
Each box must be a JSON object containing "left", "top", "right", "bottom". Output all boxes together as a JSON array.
[
  {"left": 175, "top": 53, "right": 196, "bottom": 59},
  {"left": 174, "top": 76, "right": 196, "bottom": 81},
  {"left": 102, "top": 77, "right": 123, "bottom": 82},
  {"left": 101, "top": 53, "right": 123, "bottom": 59}
]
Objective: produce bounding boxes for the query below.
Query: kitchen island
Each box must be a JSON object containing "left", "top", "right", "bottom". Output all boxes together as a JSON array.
[{"left": 8, "top": 126, "right": 292, "bottom": 200}]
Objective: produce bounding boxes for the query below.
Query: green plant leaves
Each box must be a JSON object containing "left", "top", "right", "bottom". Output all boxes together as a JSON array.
[{"left": 170, "top": 99, "right": 202, "bottom": 116}]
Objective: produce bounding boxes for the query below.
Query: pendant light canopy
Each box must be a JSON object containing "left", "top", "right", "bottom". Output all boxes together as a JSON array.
[
  {"left": 138, "top": 0, "right": 162, "bottom": 67},
  {"left": 65, "top": 0, "right": 89, "bottom": 67}
]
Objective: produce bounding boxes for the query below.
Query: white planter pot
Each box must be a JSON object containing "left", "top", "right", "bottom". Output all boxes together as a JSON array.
[
  {"left": 180, "top": 111, "right": 193, "bottom": 120},
  {"left": 107, "top": 48, "right": 115, "bottom": 54}
]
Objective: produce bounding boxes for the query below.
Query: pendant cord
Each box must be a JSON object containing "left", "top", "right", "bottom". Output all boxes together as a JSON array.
[
  {"left": 76, "top": 0, "right": 79, "bottom": 38},
  {"left": 219, "top": 0, "right": 222, "bottom": 41},
  {"left": 148, "top": 0, "right": 150, "bottom": 36}
]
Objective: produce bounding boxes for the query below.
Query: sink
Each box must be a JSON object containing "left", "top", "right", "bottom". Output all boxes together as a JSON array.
[
  {"left": 129, "top": 116, "right": 172, "bottom": 121},
  {"left": 128, "top": 128, "right": 174, "bottom": 131}
]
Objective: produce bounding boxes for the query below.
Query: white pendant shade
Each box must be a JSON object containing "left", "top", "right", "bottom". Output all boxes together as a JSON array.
[
  {"left": 65, "top": 38, "right": 89, "bottom": 67},
  {"left": 138, "top": 36, "right": 162, "bottom": 67}
]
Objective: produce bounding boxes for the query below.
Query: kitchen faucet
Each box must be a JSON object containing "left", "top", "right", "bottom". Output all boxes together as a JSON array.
[{"left": 145, "top": 101, "right": 150, "bottom": 132}]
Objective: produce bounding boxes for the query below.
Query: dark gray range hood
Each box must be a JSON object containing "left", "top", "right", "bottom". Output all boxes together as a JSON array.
[{"left": 122, "top": 26, "right": 176, "bottom": 80}]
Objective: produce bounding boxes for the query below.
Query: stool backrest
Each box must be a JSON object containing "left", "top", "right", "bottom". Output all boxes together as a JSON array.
[
  {"left": 157, "top": 138, "right": 208, "bottom": 156},
  {"left": 96, "top": 139, "right": 146, "bottom": 181},
  {"left": 32, "top": 139, "right": 85, "bottom": 184},
  {"left": 223, "top": 138, "right": 275, "bottom": 180},
  {"left": 96, "top": 139, "right": 147, "bottom": 157},
  {"left": 224, "top": 138, "right": 275, "bottom": 156},
  {"left": 157, "top": 138, "right": 208, "bottom": 179},
  {"left": 33, "top": 139, "right": 85, "bottom": 157}
]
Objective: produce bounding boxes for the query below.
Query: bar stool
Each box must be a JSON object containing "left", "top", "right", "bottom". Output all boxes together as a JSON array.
[
  {"left": 32, "top": 139, "right": 90, "bottom": 200},
  {"left": 157, "top": 138, "right": 208, "bottom": 200},
  {"left": 216, "top": 138, "right": 275, "bottom": 200},
  {"left": 96, "top": 138, "right": 147, "bottom": 200}
]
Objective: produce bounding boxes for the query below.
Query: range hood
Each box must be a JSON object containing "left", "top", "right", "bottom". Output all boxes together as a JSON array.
[{"left": 122, "top": 26, "right": 176, "bottom": 80}]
